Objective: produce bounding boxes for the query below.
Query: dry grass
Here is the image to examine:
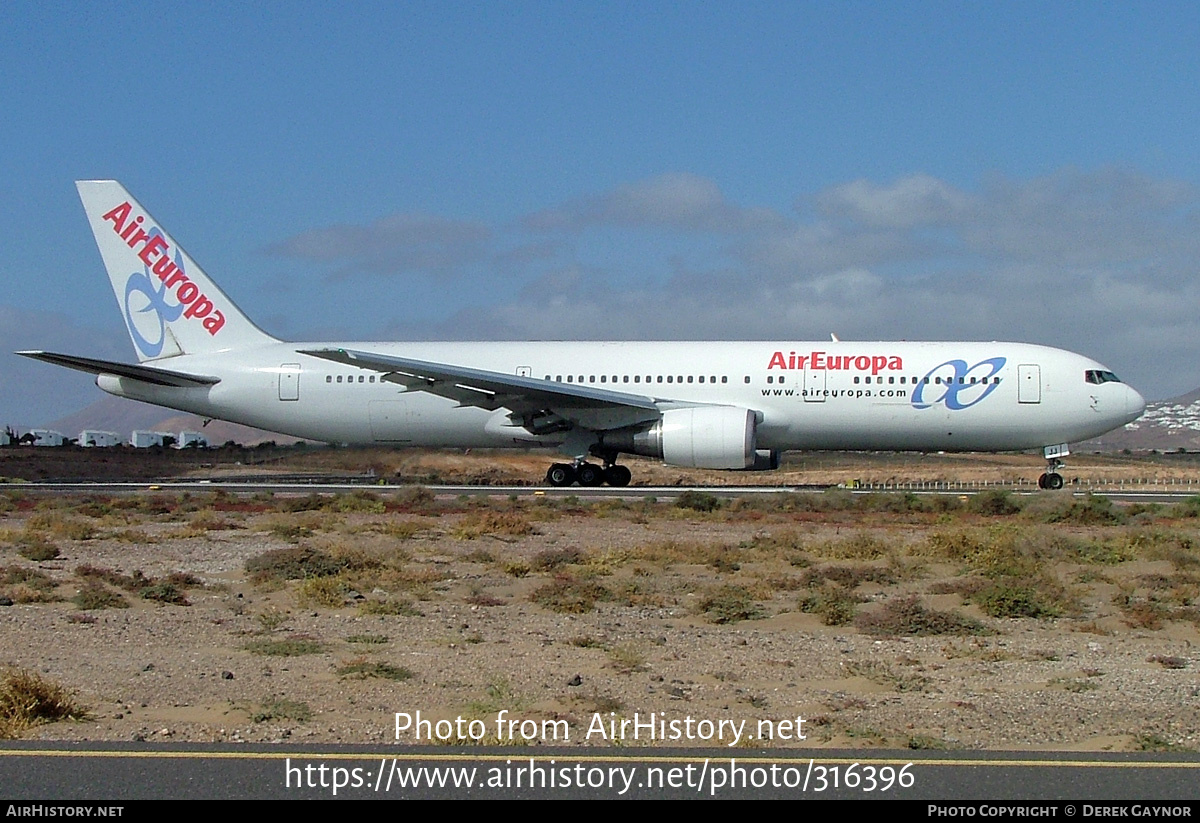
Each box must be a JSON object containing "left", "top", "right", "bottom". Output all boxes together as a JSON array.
[{"left": 0, "top": 668, "right": 89, "bottom": 738}]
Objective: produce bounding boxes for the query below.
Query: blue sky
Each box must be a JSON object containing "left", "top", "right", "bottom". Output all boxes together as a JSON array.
[{"left": 3, "top": 2, "right": 1200, "bottom": 426}]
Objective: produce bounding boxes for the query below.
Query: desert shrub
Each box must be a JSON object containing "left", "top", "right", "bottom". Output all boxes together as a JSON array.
[
  {"left": 140, "top": 583, "right": 190, "bottom": 606},
  {"left": 0, "top": 668, "right": 88, "bottom": 737},
  {"left": 16, "top": 536, "right": 59, "bottom": 562},
  {"left": 972, "top": 582, "right": 1061, "bottom": 619},
  {"left": 298, "top": 575, "right": 354, "bottom": 608},
  {"left": 1044, "top": 495, "right": 1126, "bottom": 526},
  {"left": 855, "top": 594, "right": 989, "bottom": 637},
  {"left": 801, "top": 564, "right": 896, "bottom": 588},
  {"left": 969, "top": 490, "right": 1022, "bottom": 516},
  {"left": 359, "top": 597, "right": 424, "bottom": 617},
  {"left": 336, "top": 660, "right": 414, "bottom": 680},
  {"left": 675, "top": 491, "right": 721, "bottom": 513},
  {"left": 532, "top": 547, "right": 586, "bottom": 571},
  {"left": 244, "top": 546, "right": 345, "bottom": 583},
  {"left": 251, "top": 698, "right": 312, "bottom": 723},
  {"left": 451, "top": 511, "right": 535, "bottom": 539},
  {"left": 811, "top": 532, "right": 890, "bottom": 560},
  {"left": 529, "top": 576, "right": 612, "bottom": 614},
  {"left": 798, "top": 586, "right": 861, "bottom": 626},
  {"left": 243, "top": 637, "right": 325, "bottom": 656},
  {"left": 696, "top": 584, "right": 765, "bottom": 624},
  {"left": 71, "top": 581, "right": 128, "bottom": 610}
]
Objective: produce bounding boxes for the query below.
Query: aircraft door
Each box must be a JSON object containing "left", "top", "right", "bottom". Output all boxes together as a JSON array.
[
  {"left": 279, "top": 364, "right": 300, "bottom": 401},
  {"left": 1017, "top": 364, "right": 1041, "bottom": 404},
  {"left": 804, "top": 368, "right": 826, "bottom": 402}
]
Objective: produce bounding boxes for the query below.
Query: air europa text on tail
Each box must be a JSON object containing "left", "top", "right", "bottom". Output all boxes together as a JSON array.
[{"left": 101, "top": 201, "right": 226, "bottom": 335}]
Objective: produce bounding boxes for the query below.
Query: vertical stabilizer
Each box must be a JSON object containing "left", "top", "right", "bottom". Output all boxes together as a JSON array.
[{"left": 76, "top": 180, "right": 277, "bottom": 361}]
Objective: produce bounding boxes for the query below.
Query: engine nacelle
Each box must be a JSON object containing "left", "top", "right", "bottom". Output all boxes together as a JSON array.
[{"left": 614, "top": 406, "right": 757, "bottom": 469}]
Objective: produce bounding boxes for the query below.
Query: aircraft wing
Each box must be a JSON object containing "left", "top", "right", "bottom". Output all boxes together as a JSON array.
[
  {"left": 16, "top": 351, "right": 221, "bottom": 388},
  {"left": 300, "top": 347, "right": 665, "bottom": 431}
]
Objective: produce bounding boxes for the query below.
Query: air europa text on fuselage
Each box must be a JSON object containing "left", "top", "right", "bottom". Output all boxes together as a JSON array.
[
  {"left": 101, "top": 202, "right": 226, "bottom": 335},
  {"left": 767, "top": 351, "right": 903, "bottom": 375}
]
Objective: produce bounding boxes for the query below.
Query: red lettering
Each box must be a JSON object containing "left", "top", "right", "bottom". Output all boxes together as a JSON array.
[
  {"left": 102, "top": 202, "right": 131, "bottom": 234},
  {"left": 138, "top": 234, "right": 168, "bottom": 267},
  {"left": 888, "top": 356, "right": 903, "bottom": 370},
  {"left": 177, "top": 282, "right": 199, "bottom": 304},
  {"left": 184, "top": 296, "right": 212, "bottom": 319},
  {"left": 203, "top": 311, "right": 225, "bottom": 335},
  {"left": 767, "top": 351, "right": 787, "bottom": 369},
  {"left": 810, "top": 351, "right": 825, "bottom": 369},
  {"left": 872, "top": 355, "right": 887, "bottom": 374}
]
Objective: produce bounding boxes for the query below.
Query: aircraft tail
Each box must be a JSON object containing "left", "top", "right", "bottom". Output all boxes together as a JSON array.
[{"left": 76, "top": 180, "right": 278, "bottom": 362}]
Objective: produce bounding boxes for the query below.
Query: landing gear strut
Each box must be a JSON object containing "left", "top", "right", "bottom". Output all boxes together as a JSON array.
[{"left": 1037, "top": 444, "right": 1069, "bottom": 490}]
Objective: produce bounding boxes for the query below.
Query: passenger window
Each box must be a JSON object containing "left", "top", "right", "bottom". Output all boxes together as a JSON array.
[
  {"left": 657, "top": 376, "right": 663, "bottom": 383},
  {"left": 600, "top": 376, "right": 606, "bottom": 383},
  {"left": 698, "top": 376, "right": 705, "bottom": 383},
  {"left": 854, "top": 376, "right": 860, "bottom": 384},
  {"left": 667, "top": 376, "right": 674, "bottom": 383},
  {"left": 889, "top": 376, "right": 895, "bottom": 384},
  {"left": 743, "top": 376, "right": 750, "bottom": 384},
  {"left": 567, "top": 376, "right": 573, "bottom": 383},
  {"left": 589, "top": 376, "right": 595, "bottom": 383},
  {"left": 767, "top": 376, "right": 773, "bottom": 384},
  {"left": 687, "top": 376, "right": 693, "bottom": 383},
  {"left": 337, "top": 375, "right": 343, "bottom": 383},
  {"left": 779, "top": 376, "right": 785, "bottom": 384},
  {"left": 326, "top": 375, "right": 332, "bottom": 383},
  {"left": 722, "top": 376, "right": 728, "bottom": 383},
  {"left": 623, "top": 376, "right": 629, "bottom": 383},
  {"left": 370, "top": 376, "right": 375, "bottom": 383},
  {"left": 358, "top": 376, "right": 364, "bottom": 383},
  {"left": 634, "top": 375, "right": 641, "bottom": 383}
]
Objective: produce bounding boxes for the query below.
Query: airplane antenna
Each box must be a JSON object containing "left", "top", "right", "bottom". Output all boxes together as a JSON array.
[{"left": 830, "top": 333, "right": 840, "bottom": 342}]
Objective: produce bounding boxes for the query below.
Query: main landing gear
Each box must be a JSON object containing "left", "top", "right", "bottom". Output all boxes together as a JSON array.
[{"left": 545, "top": 461, "right": 632, "bottom": 487}]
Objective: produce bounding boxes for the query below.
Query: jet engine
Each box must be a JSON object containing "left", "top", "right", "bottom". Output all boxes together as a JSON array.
[{"left": 605, "top": 406, "right": 758, "bottom": 469}]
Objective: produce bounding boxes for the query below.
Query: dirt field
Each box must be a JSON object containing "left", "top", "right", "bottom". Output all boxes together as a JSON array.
[{"left": 1, "top": 474, "right": 1198, "bottom": 752}]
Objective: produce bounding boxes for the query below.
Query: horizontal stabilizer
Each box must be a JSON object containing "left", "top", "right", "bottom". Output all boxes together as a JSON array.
[{"left": 16, "top": 351, "right": 220, "bottom": 388}]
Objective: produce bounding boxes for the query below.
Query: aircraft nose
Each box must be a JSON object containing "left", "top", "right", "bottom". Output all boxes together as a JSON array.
[{"left": 1127, "top": 385, "right": 1147, "bottom": 423}]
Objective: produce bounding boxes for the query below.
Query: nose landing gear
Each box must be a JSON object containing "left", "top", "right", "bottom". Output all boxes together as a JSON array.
[{"left": 1037, "top": 444, "right": 1069, "bottom": 490}]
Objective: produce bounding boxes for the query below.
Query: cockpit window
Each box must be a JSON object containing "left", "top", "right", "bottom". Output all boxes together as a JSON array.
[{"left": 1085, "top": 370, "right": 1122, "bottom": 385}]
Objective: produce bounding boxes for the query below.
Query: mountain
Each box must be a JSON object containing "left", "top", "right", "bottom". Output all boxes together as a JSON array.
[{"left": 1080, "top": 387, "right": 1200, "bottom": 452}]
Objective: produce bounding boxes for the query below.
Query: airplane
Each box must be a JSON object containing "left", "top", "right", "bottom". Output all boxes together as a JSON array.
[{"left": 18, "top": 181, "right": 1146, "bottom": 490}]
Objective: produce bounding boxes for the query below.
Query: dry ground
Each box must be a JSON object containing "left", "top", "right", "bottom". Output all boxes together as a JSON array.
[{"left": 0, "top": 483, "right": 1198, "bottom": 752}]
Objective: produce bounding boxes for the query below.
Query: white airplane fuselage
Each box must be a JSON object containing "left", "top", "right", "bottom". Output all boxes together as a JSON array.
[
  {"left": 95, "top": 339, "right": 1144, "bottom": 453},
  {"left": 21, "top": 181, "right": 1146, "bottom": 487}
]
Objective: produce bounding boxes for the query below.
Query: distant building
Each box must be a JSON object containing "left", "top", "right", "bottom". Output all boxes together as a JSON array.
[
  {"left": 28, "top": 430, "right": 67, "bottom": 447},
  {"left": 177, "top": 431, "right": 209, "bottom": 449},
  {"left": 79, "top": 430, "right": 122, "bottom": 448},
  {"left": 130, "top": 430, "right": 173, "bottom": 448}
]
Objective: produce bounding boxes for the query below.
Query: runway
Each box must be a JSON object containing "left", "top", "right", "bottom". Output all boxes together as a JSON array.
[{"left": 6, "top": 480, "right": 1199, "bottom": 504}]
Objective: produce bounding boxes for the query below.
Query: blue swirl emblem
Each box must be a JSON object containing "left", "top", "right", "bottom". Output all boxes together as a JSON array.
[
  {"left": 123, "top": 230, "right": 184, "bottom": 358},
  {"left": 911, "top": 357, "right": 1006, "bottom": 410}
]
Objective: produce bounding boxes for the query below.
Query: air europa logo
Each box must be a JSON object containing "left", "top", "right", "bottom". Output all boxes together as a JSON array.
[
  {"left": 102, "top": 201, "right": 226, "bottom": 358},
  {"left": 912, "top": 357, "right": 1006, "bottom": 410},
  {"left": 768, "top": 350, "right": 903, "bottom": 375}
]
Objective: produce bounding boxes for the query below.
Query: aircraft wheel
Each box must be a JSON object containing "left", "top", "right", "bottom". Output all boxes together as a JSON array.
[
  {"left": 546, "top": 463, "right": 576, "bottom": 487},
  {"left": 1045, "top": 472, "right": 1064, "bottom": 490},
  {"left": 1037, "top": 473, "right": 1048, "bottom": 489},
  {"left": 604, "top": 465, "right": 632, "bottom": 487},
  {"left": 576, "top": 462, "right": 603, "bottom": 486}
]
